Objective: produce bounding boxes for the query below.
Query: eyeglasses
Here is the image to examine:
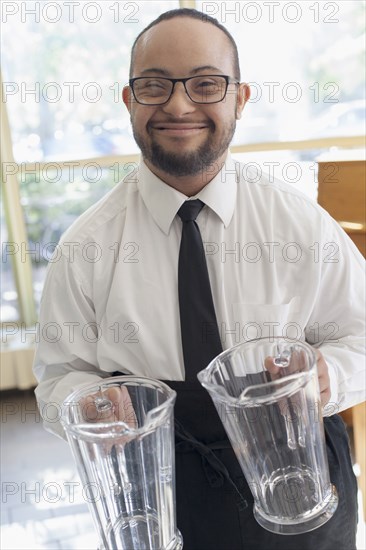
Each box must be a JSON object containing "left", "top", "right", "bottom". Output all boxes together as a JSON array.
[{"left": 129, "top": 75, "right": 239, "bottom": 105}]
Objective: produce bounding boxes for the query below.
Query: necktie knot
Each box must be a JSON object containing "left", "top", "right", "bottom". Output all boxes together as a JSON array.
[{"left": 178, "top": 200, "right": 204, "bottom": 223}]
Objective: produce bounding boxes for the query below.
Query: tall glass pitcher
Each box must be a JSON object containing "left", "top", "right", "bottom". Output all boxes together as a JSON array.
[
  {"left": 61, "top": 376, "right": 182, "bottom": 550},
  {"left": 197, "top": 337, "right": 338, "bottom": 535}
]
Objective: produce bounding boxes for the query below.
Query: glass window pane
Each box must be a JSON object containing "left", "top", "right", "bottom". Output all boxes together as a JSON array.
[
  {"left": 197, "top": 0, "right": 365, "bottom": 143},
  {"left": 1, "top": 202, "right": 20, "bottom": 322},
  {"left": 2, "top": 1, "right": 179, "bottom": 162}
]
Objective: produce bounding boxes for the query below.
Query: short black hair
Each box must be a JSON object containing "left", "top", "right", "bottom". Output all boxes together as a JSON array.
[{"left": 129, "top": 8, "right": 240, "bottom": 80}]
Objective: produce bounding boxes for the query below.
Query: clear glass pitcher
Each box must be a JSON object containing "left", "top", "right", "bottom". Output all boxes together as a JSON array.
[
  {"left": 61, "top": 376, "right": 183, "bottom": 550},
  {"left": 197, "top": 337, "right": 338, "bottom": 535}
]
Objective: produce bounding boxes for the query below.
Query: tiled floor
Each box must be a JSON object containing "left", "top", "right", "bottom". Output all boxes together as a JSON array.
[
  {"left": 1, "top": 390, "right": 96, "bottom": 549},
  {"left": 1, "top": 390, "right": 365, "bottom": 550}
]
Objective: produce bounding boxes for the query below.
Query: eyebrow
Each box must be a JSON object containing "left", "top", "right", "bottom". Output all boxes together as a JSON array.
[{"left": 139, "top": 65, "right": 223, "bottom": 76}]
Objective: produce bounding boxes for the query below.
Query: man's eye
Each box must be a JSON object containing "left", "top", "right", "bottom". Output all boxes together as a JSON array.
[
  {"left": 193, "top": 79, "right": 222, "bottom": 94},
  {"left": 198, "top": 80, "right": 217, "bottom": 86},
  {"left": 144, "top": 81, "right": 166, "bottom": 89}
]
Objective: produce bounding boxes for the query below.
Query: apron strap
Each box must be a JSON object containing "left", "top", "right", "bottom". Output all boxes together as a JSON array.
[{"left": 174, "top": 418, "right": 248, "bottom": 510}]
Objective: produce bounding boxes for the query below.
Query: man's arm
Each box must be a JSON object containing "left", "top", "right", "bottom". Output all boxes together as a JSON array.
[
  {"left": 33, "top": 248, "right": 106, "bottom": 439},
  {"left": 304, "top": 211, "right": 365, "bottom": 415}
]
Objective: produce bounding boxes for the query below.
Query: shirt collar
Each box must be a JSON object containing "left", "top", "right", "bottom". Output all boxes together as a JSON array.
[{"left": 138, "top": 153, "right": 238, "bottom": 234}]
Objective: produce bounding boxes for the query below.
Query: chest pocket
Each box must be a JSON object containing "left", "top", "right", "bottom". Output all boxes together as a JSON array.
[{"left": 232, "top": 297, "right": 301, "bottom": 341}]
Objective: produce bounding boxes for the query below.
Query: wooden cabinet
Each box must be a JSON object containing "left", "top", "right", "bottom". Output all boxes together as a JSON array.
[{"left": 318, "top": 156, "right": 365, "bottom": 254}]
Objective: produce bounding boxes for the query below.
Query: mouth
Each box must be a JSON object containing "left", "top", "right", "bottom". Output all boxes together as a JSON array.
[{"left": 148, "top": 122, "right": 211, "bottom": 137}]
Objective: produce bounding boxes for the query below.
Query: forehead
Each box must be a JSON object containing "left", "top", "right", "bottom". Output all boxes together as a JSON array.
[{"left": 132, "top": 17, "right": 234, "bottom": 77}]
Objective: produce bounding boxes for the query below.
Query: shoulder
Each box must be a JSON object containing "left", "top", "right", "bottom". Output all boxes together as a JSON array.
[
  {"left": 58, "top": 167, "right": 140, "bottom": 249},
  {"left": 233, "top": 157, "right": 333, "bottom": 225}
]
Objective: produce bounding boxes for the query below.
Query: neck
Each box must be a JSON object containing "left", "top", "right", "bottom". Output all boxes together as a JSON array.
[{"left": 144, "top": 151, "right": 228, "bottom": 197}]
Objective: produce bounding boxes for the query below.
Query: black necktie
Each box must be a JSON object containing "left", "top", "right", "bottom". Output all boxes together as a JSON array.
[{"left": 177, "top": 200, "right": 223, "bottom": 381}]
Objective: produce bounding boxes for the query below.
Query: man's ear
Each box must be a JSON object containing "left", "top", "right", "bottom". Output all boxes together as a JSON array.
[
  {"left": 122, "top": 85, "right": 132, "bottom": 113},
  {"left": 236, "top": 83, "right": 250, "bottom": 120}
]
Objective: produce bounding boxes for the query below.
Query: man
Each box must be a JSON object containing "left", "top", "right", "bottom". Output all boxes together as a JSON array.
[{"left": 34, "top": 8, "right": 365, "bottom": 550}]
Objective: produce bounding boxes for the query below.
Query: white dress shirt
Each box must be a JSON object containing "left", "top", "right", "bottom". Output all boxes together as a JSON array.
[{"left": 33, "top": 154, "right": 366, "bottom": 438}]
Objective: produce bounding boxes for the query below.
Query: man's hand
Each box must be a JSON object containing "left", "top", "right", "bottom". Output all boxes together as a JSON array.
[
  {"left": 314, "top": 349, "right": 331, "bottom": 408},
  {"left": 265, "top": 348, "right": 331, "bottom": 408},
  {"left": 80, "top": 386, "right": 138, "bottom": 428},
  {"left": 77, "top": 386, "right": 138, "bottom": 455}
]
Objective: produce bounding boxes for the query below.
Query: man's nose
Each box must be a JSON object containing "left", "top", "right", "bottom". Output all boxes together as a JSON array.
[{"left": 161, "top": 82, "right": 196, "bottom": 116}]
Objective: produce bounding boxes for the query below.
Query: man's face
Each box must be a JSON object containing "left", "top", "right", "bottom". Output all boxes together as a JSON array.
[{"left": 123, "top": 17, "right": 248, "bottom": 178}]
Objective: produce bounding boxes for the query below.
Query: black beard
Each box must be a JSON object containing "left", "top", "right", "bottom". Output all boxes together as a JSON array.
[{"left": 132, "top": 119, "right": 236, "bottom": 177}]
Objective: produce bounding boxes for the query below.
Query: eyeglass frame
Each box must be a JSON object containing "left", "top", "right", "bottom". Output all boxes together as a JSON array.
[{"left": 128, "top": 74, "right": 240, "bottom": 105}]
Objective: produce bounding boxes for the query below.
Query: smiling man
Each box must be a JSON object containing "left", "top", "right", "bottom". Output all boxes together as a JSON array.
[
  {"left": 123, "top": 14, "right": 249, "bottom": 195},
  {"left": 34, "top": 8, "right": 365, "bottom": 550}
]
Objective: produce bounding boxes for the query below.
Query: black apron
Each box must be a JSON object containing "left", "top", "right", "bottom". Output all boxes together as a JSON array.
[{"left": 163, "top": 380, "right": 358, "bottom": 550}]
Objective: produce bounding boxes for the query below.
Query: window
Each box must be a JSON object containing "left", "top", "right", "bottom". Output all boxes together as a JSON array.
[
  {"left": 1, "top": 203, "right": 20, "bottom": 322},
  {"left": 197, "top": 0, "right": 365, "bottom": 144},
  {"left": 2, "top": 1, "right": 179, "bottom": 162}
]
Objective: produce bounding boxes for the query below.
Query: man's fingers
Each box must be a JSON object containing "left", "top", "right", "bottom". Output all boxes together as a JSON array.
[
  {"left": 81, "top": 394, "right": 116, "bottom": 423},
  {"left": 264, "top": 356, "right": 280, "bottom": 377},
  {"left": 79, "top": 387, "right": 137, "bottom": 426},
  {"left": 315, "top": 350, "right": 331, "bottom": 407},
  {"left": 106, "top": 387, "right": 138, "bottom": 427}
]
